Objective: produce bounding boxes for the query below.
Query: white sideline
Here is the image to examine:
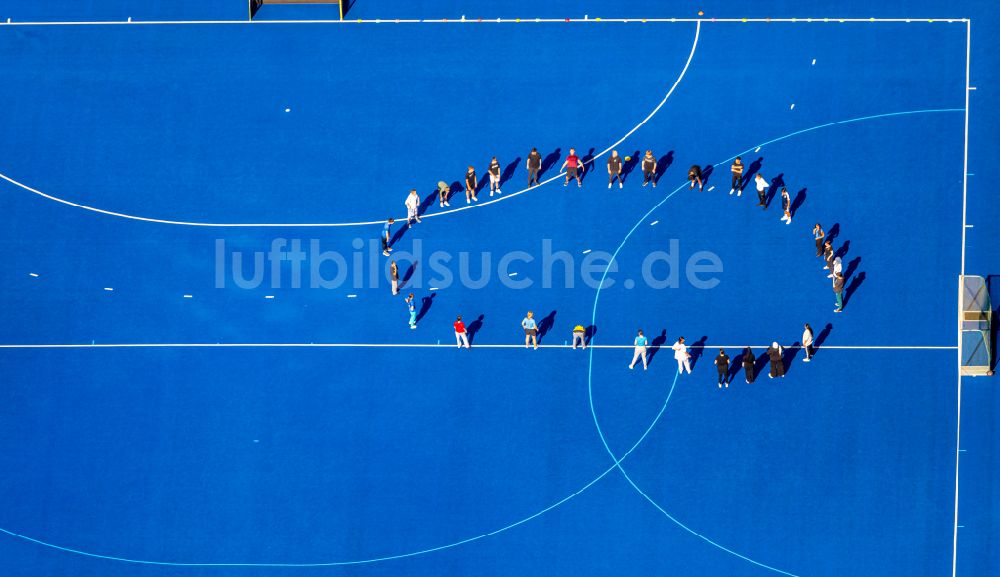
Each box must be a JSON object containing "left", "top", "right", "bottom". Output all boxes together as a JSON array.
[
  {"left": 0, "top": 18, "right": 970, "bottom": 26},
  {"left": 0, "top": 343, "right": 958, "bottom": 350}
]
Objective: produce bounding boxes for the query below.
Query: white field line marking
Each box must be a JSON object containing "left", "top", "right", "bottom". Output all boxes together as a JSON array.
[
  {"left": 0, "top": 21, "right": 698, "bottom": 227},
  {"left": 0, "top": 343, "right": 958, "bottom": 350},
  {"left": 0, "top": 18, "right": 969, "bottom": 26},
  {"left": 953, "top": 20, "right": 971, "bottom": 577}
]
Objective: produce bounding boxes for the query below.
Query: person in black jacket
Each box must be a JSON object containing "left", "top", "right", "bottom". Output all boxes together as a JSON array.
[
  {"left": 714, "top": 349, "right": 730, "bottom": 388},
  {"left": 641, "top": 150, "right": 657, "bottom": 187},
  {"left": 742, "top": 347, "right": 756, "bottom": 383},
  {"left": 767, "top": 342, "right": 785, "bottom": 378},
  {"left": 688, "top": 164, "right": 703, "bottom": 191}
]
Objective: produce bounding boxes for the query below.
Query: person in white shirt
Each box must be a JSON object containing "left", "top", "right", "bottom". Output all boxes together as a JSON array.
[
  {"left": 827, "top": 255, "right": 842, "bottom": 279},
  {"left": 755, "top": 174, "right": 769, "bottom": 208},
  {"left": 405, "top": 189, "right": 421, "bottom": 228},
  {"left": 672, "top": 336, "right": 692, "bottom": 374},
  {"left": 802, "top": 323, "right": 814, "bottom": 362}
]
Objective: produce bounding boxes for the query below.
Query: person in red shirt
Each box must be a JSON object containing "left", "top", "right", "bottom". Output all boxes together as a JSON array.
[
  {"left": 560, "top": 147, "right": 584, "bottom": 187},
  {"left": 454, "top": 315, "right": 470, "bottom": 348}
]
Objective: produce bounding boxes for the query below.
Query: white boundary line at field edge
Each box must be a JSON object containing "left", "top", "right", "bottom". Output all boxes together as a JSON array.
[
  {"left": 0, "top": 343, "right": 958, "bottom": 350},
  {"left": 952, "top": 18, "right": 971, "bottom": 577},
  {"left": 0, "top": 18, "right": 970, "bottom": 26}
]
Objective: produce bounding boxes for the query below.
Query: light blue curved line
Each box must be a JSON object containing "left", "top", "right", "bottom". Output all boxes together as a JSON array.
[
  {"left": 586, "top": 106, "right": 962, "bottom": 576},
  {"left": 0, "top": 106, "right": 960, "bottom": 568},
  {"left": 0, "top": 375, "right": 678, "bottom": 567}
]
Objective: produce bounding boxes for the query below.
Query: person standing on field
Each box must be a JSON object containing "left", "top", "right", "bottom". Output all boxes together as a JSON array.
[
  {"left": 454, "top": 315, "right": 470, "bottom": 348},
  {"left": 823, "top": 240, "right": 834, "bottom": 271},
  {"left": 608, "top": 150, "right": 624, "bottom": 189},
  {"left": 641, "top": 150, "right": 657, "bottom": 187},
  {"left": 767, "top": 342, "right": 785, "bottom": 378},
  {"left": 730, "top": 156, "right": 744, "bottom": 196},
  {"left": 561, "top": 148, "right": 584, "bottom": 187},
  {"left": 522, "top": 311, "right": 539, "bottom": 349},
  {"left": 714, "top": 348, "right": 730, "bottom": 388},
  {"left": 488, "top": 156, "right": 502, "bottom": 196},
  {"left": 572, "top": 324, "right": 587, "bottom": 349},
  {"left": 390, "top": 260, "right": 399, "bottom": 295},
  {"left": 672, "top": 336, "right": 692, "bottom": 374},
  {"left": 802, "top": 323, "right": 815, "bottom": 362},
  {"left": 465, "top": 166, "right": 478, "bottom": 203},
  {"left": 755, "top": 174, "right": 769, "bottom": 207},
  {"left": 780, "top": 187, "right": 792, "bottom": 224},
  {"left": 406, "top": 293, "right": 417, "bottom": 328},
  {"left": 405, "top": 189, "right": 421, "bottom": 227},
  {"left": 629, "top": 329, "right": 649, "bottom": 370},
  {"left": 527, "top": 147, "right": 542, "bottom": 186},
  {"left": 813, "top": 224, "right": 825, "bottom": 257},
  {"left": 382, "top": 218, "right": 394, "bottom": 256},
  {"left": 833, "top": 271, "right": 845, "bottom": 313},
  {"left": 742, "top": 347, "right": 756, "bottom": 383}
]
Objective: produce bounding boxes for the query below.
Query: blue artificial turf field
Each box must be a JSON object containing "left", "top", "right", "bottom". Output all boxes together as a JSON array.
[{"left": 0, "top": 1, "right": 996, "bottom": 576}]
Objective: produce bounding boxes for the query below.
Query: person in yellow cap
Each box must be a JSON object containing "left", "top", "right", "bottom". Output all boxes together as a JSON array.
[{"left": 572, "top": 324, "right": 587, "bottom": 349}]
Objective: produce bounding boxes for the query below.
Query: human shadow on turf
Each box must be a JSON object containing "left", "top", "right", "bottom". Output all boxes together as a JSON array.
[
  {"left": 539, "top": 148, "right": 562, "bottom": 179},
  {"left": 655, "top": 151, "right": 675, "bottom": 183},
  {"left": 765, "top": 173, "right": 785, "bottom": 208},
  {"left": 417, "top": 188, "right": 437, "bottom": 216},
  {"left": 826, "top": 223, "right": 841, "bottom": 246},
  {"left": 415, "top": 292, "right": 436, "bottom": 324},
  {"left": 688, "top": 335, "right": 709, "bottom": 370},
  {"left": 844, "top": 257, "right": 862, "bottom": 282},
  {"left": 813, "top": 323, "right": 834, "bottom": 359},
  {"left": 399, "top": 262, "right": 418, "bottom": 290},
  {"left": 579, "top": 148, "right": 597, "bottom": 184},
  {"left": 467, "top": 314, "right": 485, "bottom": 344},
  {"left": 753, "top": 350, "right": 769, "bottom": 382},
  {"left": 585, "top": 324, "right": 598, "bottom": 346},
  {"left": 835, "top": 240, "right": 852, "bottom": 260},
  {"left": 742, "top": 156, "right": 764, "bottom": 188},
  {"left": 389, "top": 222, "right": 410, "bottom": 248},
  {"left": 843, "top": 271, "right": 867, "bottom": 309},
  {"left": 782, "top": 341, "right": 802, "bottom": 376},
  {"left": 790, "top": 188, "right": 807, "bottom": 216},
  {"left": 537, "top": 310, "right": 557, "bottom": 343},
  {"left": 499, "top": 157, "right": 521, "bottom": 189},
  {"left": 620, "top": 150, "right": 641, "bottom": 183},
  {"left": 645, "top": 329, "right": 668, "bottom": 367},
  {"left": 726, "top": 350, "right": 743, "bottom": 384}
]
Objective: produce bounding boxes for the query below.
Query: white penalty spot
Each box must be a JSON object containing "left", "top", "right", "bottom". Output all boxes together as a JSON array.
[
  {"left": 183, "top": 294, "right": 193, "bottom": 298},
  {"left": 103, "top": 287, "right": 114, "bottom": 291},
  {"left": 29, "top": 273, "right": 39, "bottom": 278},
  {"left": 708, "top": 186, "right": 715, "bottom": 191},
  {"left": 429, "top": 287, "right": 439, "bottom": 291},
  {"left": 264, "top": 295, "right": 274, "bottom": 299},
  {"left": 347, "top": 294, "right": 357, "bottom": 298},
  {"left": 582, "top": 249, "right": 592, "bottom": 254},
  {"left": 650, "top": 220, "right": 659, "bottom": 226},
  {"left": 508, "top": 272, "right": 518, "bottom": 277},
  {"left": 284, "top": 108, "right": 291, "bottom": 112}
]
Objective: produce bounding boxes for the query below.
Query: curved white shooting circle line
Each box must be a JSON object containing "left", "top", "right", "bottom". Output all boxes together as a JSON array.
[
  {"left": 0, "top": 22, "right": 701, "bottom": 228},
  {"left": 0, "top": 21, "right": 703, "bottom": 568}
]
